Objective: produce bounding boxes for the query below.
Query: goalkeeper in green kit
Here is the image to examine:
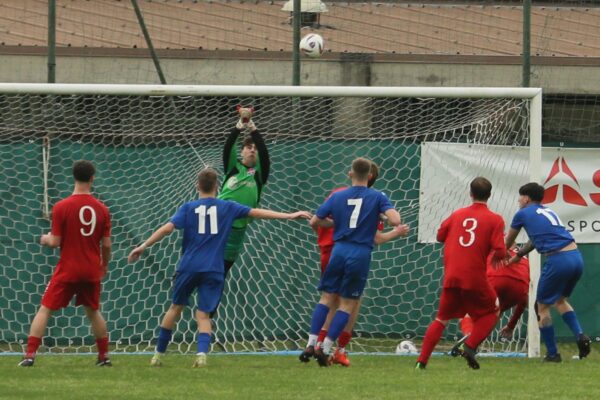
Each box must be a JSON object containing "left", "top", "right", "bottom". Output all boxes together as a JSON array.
[{"left": 214, "top": 106, "right": 270, "bottom": 312}]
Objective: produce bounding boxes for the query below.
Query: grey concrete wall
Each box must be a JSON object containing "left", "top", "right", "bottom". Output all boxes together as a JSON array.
[{"left": 1, "top": 54, "right": 600, "bottom": 95}]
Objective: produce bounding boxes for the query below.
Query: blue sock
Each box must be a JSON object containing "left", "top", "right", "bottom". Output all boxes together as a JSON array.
[
  {"left": 309, "top": 303, "right": 330, "bottom": 335},
  {"left": 540, "top": 325, "right": 558, "bottom": 356},
  {"left": 561, "top": 311, "right": 583, "bottom": 338},
  {"left": 326, "top": 310, "right": 350, "bottom": 342},
  {"left": 197, "top": 332, "right": 211, "bottom": 354},
  {"left": 156, "top": 327, "right": 172, "bottom": 353}
]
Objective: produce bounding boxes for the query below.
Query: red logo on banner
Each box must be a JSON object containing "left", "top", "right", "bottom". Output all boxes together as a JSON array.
[
  {"left": 542, "top": 157, "right": 588, "bottom": 206},
  {"left": 591, "top": 170, "right": 600, "bottom": 206}
]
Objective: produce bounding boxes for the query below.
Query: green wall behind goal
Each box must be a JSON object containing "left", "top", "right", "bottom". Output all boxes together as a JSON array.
[{"left": 1, "top": 139, "right": 599, "bottom": 351}]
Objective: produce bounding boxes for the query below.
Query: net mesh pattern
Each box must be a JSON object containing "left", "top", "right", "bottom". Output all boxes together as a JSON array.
[{"left": 0, "top": 89, "right": 531, "bottom": 354}]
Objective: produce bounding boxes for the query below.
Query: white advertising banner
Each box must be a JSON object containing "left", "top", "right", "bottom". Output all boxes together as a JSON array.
[{"left": 418, "top": 142, "right": 600, "bottom": 243}]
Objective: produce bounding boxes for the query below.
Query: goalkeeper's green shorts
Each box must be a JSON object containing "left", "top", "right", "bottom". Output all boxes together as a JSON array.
[{"left": 224, "top": 227, "right": 247, "bottom": 263}]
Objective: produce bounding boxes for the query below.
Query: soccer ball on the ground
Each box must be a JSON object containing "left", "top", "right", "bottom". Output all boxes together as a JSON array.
[
  {"left": 395, "top": 340, "right": 418, "bottom": 354},
  {"left": 299, "top": 33, "right": 324, "bottom": 58}
]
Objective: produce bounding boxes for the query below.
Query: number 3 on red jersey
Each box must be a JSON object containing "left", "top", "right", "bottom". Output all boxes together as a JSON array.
[{"left": 459, "top": 218, "right": 477, "bottom": 247}]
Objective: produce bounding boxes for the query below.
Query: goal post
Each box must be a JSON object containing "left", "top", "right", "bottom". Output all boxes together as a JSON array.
[
  {"left": 0, "top": 83, "right": 541, "bottom": 357},
  {"left": 528, "top": 92, "right": 543, "bottom": 358}
]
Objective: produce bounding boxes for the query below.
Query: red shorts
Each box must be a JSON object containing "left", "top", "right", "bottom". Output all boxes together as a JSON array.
[
  {"left": 320, "top": 245, "right": 333, "bottom": 275},
  {"left": 437, "top": 286, "right": 498, "bottom": 321},
  {"left": 489, "top": 276, "right": 528, "bottom": 312},
  {"left": 41, "top": 279, "right": 101, "bottom": 310}
]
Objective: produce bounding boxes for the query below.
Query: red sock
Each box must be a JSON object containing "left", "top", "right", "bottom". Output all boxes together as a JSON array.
[
  {"left": 338, "top": 331, "right": 352, "bottom": 349},
  {"left": 460, "top": 316, "right": 474, "bottom": 336},
  {"left": 25, "top": 336, "right": 42, "bottom": 358},
  {"left": 465, "top": 313, "right": 498, "bottom": 350},
  {"left": 417, "top": 320, "right": 445, "bottom": 364},
  {"left": 317, "top": 329, "right": 328, "bottom": 345},
  {"left": 96, "top": 337, "right": 109, "bottom": 360}
]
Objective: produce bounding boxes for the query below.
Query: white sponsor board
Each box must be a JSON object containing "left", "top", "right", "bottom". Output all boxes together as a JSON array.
[{"left": 419, "top": 142, "right": 600, "bottom": 243}]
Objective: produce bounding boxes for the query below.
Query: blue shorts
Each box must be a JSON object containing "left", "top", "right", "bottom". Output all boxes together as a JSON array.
[
  {"left": 172, "top": 271, "right": 224, "bottom": 313},
  {"left": 318, "top": 242, "right": 372, "bottom": 299},
  {"left": 537, "top": 250, "right": 583, "bottom": 305}
]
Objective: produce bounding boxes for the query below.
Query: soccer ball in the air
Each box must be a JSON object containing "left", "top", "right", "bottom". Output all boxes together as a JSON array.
[
  {"left": 299, "top": 33, "right": 324, "bottom": 58},
  {"left": 395, "top": 340, "right": 418, "bottom": 354}
]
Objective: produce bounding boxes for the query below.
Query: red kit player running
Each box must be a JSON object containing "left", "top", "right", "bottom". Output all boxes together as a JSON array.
[{"left": 415, "top": 177, "right": 507, "bottom": 370}]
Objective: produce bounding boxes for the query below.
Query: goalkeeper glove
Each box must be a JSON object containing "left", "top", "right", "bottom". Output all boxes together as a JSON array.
[{"left": 235, "top": 119, "right": 246, "bottom": 130}]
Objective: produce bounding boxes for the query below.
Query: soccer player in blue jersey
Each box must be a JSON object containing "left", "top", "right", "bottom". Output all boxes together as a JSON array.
[
  {"left": 128, "top": 168, "right": 310, "bottom": 367},
  {"left": 304, "top": 157, "right": 402, "bottom": 366},
  {"left": 505, "top": 182, "right": 591, "bottom": 362}
]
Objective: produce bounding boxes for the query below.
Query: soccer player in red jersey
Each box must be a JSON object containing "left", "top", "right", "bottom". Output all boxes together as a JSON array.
[
  {"left": 18, "top": 160, "right": 112, "bottom": 367},
  {"left": 487, "top": 246, "right": 530, "bottom": 338},
  {"left": 415, "top": 177, "right": 507, "bottom": 370},
  {"left": 452, "top": 246, "right": 529, "bottom": 354}
]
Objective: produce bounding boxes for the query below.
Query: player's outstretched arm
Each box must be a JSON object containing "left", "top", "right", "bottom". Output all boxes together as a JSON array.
[
  {"left": 507, "top": 240, "right": 534, "bottom": 265},
  {"left": 310, "top": 217, "right": 333, "bottom": 232},
  {"left": 374, "top": 224, "right": 409, "bottom": 245},
  {"left": 383, "top": 208, "right": 401, "bottom": 226},
  {"left": 40, "top": 232, "right": 61, "bottom": 248},
  {"left": 248, "top": 209, "right": 311, "bottom": 220},
  {"left": 128, "top": 222, "right": 175, "bottom": 263},
  {"left": 250, "top": 129, "right": 270, "bottom": 184},
  {"left": 309, "top": 215, "right": 334, "bottom": 229},
  {"left": 505, "top": 227, "right": 520, "bottom": 250},
  {"left": 224, "top": 106, "right": 251, "bottom": 174}
]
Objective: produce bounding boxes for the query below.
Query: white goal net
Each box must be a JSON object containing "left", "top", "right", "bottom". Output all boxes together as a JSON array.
[{"left": 0, "top": 84, "right": 541, "bottom": 357}]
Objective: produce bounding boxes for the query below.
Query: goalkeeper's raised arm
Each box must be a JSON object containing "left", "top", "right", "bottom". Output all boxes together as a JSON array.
[
  {"left": 216, "top": 107, "right": 272, "bottom": 310},
  {"left": 222, "top": 106, "right": 270, "bottom": 191}
]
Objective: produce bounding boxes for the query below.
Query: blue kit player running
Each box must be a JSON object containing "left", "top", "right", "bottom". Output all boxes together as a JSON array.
[
  {"left": 505, "top": 182, "right": 591, "bottom": 362},
  {"left": 304, "top": 158, "right": 402, "bottom": 367},
  {"left": 128, "top": 168, "right": 310, "bottom": 367}
]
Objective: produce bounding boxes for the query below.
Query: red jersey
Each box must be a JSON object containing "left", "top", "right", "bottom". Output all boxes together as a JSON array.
[
  {"left": 317, "top": 187, "right": 347, "bottom": 248},
  {"left": 317, "top": 186, "right": 384, "bottom": 248},
  {"left": 487, "top": 248, "right": 530, "bottom": 285},
  {"left": 437, "top": 203, "right": 506, "bottom": 290},
  {"left": 50, "top": 194, "right": 111, "bottom": 282}
]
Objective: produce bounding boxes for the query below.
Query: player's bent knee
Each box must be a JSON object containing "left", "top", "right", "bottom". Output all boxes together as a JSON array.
[
  {"left": 554, "top": 296, "right": 568, "bottom": 306},
  {"left": 319, "top": 292, "right": 337, "bottom": 305},
  {"left": 169, "top": 304, "right": 185, "bottom": 314},
  {"left": 196, "top": 310, "right": 210, "bottom": 320}
]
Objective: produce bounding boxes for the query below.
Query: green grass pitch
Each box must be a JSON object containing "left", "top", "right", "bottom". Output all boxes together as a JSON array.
[{"left": 1, "top": 345, "right": 598, "bottom": 400}]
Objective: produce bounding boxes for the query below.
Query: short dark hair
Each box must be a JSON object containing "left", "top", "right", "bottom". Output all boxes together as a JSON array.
[
  {"left": 367, "top": 162, "right": 379, "bottom": 188},
  {"left": 470, "top": 177, "right": 492, "bottom": 201},
  {"left": 242, "top": 136, "right": 255, "bottom": 148},
  {"left": 197, "top": 168, "right": 218, "bottom": 193},
  {"left": 352, "top": 157, "right": 372, "bottom": 180},
  {"left": 519, "top": 182, "right": 545, "bottom": 202},
  {"left": 73, "top": 160, "right": 95, "bottom": 182}
]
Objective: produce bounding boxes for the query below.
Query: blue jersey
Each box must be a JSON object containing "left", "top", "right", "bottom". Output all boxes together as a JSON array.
[
  {"left": 170, "top": 198, "right": 251, "bottom": 273},
  {"left": 315, "top": 186, "right": 394, "bottom": 249},
  {"left": 510, "top": 203, "right": 574, "bottom": 254}
]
